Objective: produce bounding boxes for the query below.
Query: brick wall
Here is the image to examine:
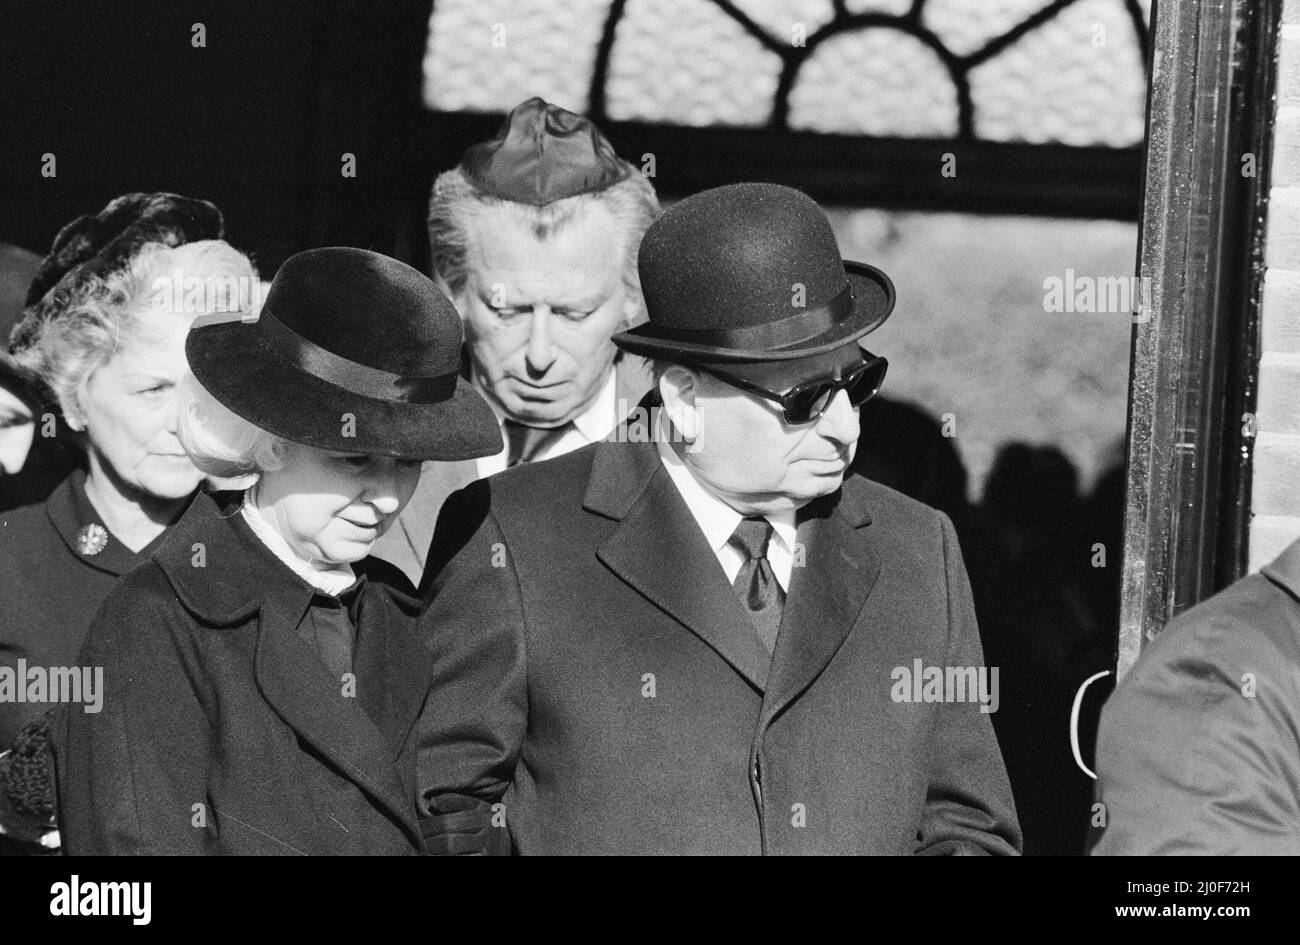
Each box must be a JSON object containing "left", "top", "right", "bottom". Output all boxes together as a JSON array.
[{"left": 1250, "top": 1, "right": 1300, "bottom": 570}]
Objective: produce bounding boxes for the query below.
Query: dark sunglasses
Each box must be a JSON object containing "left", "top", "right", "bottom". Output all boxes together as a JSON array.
[{"left": 699, "top": 353, "right": 889, "bottom": 425}]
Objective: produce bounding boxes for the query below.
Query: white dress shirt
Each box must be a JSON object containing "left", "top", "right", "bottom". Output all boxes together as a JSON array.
[
  {"left": 474, "top": 367, "right": 619, "bottom": 479},
  {"left": 240, "top": 492, "right": 357, "bottom": 596},
  {"left": 655, "top": 431, "right": 797, "bottom": 591}
]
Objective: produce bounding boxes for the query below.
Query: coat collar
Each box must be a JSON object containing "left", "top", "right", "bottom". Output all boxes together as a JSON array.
[
  {"left": 44, "top": 467, "right": 183, "bottom": 578},
  {"left": 152, "top": 490, "right": 429, "bottom": 847},
  {"left": 586, "top": 437, "right": 878, "bottom": 703}
]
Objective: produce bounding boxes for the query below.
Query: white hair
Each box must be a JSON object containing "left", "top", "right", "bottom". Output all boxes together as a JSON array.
[
  {"left": 13, "top": 239, "right": 256, "bottom": 425},
  {"left": 176, "top": 371, "right": 286, "bottom": 489},
  {"left": 427, "top": 166, "right": 660, "bottom": 326}
]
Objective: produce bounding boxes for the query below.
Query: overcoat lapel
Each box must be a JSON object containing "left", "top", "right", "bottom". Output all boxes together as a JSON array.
[
  {"left": 759, "top": 484, "right": 880, "bottom": 728},
  {"left": 351, "top": 579, "right": 432, "bottom": 762},
  {"left": 588, "top": 441, "right": 772, "bottom": 692},
  {"left": 253, "top": 593, "right": 422, "bottom": 846},
  {"left": 157, "top": 494, "right": 424, "bottom": 847}
]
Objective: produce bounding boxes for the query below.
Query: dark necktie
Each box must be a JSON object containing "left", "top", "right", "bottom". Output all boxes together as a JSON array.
[
  {"left": 728, "top": 516, "right": 785, "bottom": 654},
  {"left": 303, "top": 579, "right": 364, "bottom": 683},
  {"left": 502, "top": 419, "right": 574, "bottom": 466}
]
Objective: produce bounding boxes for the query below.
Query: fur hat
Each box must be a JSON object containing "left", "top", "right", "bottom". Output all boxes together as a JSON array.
[{"left": 10, "top": 192, "right": 224, "bottom": 353}]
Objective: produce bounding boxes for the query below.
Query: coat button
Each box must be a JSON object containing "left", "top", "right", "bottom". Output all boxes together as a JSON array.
[{"left": 75, "top": 523, "right": 109, "bottom": 556}]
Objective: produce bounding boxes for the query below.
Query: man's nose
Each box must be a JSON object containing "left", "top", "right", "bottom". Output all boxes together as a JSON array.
[
  {"left": 815, "top": 388, "right": 860, "bottom": 446},
  {"left": 524, "top": 307, "right": 557, "bottom": 375}
]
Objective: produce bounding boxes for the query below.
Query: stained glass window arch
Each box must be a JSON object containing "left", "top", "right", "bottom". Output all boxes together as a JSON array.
[{"left": 419, "top": 0, "right": 1153, "bottom": 218}]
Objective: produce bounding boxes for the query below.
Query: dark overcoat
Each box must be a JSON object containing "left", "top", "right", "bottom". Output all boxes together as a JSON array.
[
  {"left": 376, "top": 355, "right": 653, "bottom": 586},
  {"left": 0, "top": 468, "right": 175, "bottom": 747},
  {"left": 417, "top": 437, "right": 1021, "bottom": 855},
  {"left": 56, "top": 492, "right": 435, "bottom": 855}
]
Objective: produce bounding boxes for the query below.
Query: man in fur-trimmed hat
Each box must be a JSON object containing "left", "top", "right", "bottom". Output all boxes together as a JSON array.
[
  {"left": 374, "top": 97, "right": 659, "bottom": 584},
  {"left": 416, "top": 183, "right": 1021, "bottom": 856}
]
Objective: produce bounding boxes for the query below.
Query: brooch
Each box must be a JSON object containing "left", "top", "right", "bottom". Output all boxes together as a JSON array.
[{"left": 75, "top": 523, "right": 109, "bottom": 556}]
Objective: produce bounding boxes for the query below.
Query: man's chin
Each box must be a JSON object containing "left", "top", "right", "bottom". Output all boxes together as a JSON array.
[{"left": 501, "top": 397, "right": 580, "bottom": 428}]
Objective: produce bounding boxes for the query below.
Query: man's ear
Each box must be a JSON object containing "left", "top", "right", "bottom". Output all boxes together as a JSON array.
[{"left": 658, "top": 365, "right": 701, "bottom": 444}]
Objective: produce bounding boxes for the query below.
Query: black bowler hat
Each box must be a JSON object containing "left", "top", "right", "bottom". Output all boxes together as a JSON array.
[
  {"left": 613, "top": 183, "right": 895, "bottom": 363},
  {"left": 186, "top": 248, "right": 502, "bottom": 462},
  {"left": 460, "top": 97, "right": 632, "bottom": 206}
]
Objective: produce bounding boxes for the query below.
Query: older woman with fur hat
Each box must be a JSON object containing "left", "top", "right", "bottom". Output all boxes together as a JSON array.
[
  {"left": 57, "top": 247, "right": 501, "bottom": 855},
  {"left": 0, "top": 193, "right": 252, "bottom": 748},
  {"left": 0, "top": 193, "right": 251, "bottom": 853}
]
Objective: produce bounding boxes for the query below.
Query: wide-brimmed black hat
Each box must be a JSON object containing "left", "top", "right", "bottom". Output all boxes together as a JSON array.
[
  {"left": 613, "top": 183, "right": 895, "bottom": 363},
  {"left": 186, "top": 248, "right": 501, "bottom": 462}
]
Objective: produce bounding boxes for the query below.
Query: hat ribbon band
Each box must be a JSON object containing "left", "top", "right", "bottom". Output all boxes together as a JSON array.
[
  {"left": 257, "top": 307, "right": 459, "bottom": 404},
  {"left": 660, "top": 285, "right": 854, "bottom": 349}
]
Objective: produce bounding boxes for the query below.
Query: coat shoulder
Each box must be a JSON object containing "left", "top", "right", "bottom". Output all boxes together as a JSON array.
[
  {"left": 476, "top": 442, "right": 600, "bottom": 513},
  {"left": 1126, "top": 572, "right": 1300, "bottom": 688},
  {"left": 0, "top": 498, "right": 61, "bottom": 565},
  {"left": 843, "top": 473, "right": 948, "bottom": 537}
]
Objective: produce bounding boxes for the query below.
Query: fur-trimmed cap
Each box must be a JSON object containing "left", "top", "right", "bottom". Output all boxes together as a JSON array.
[{"left": 10, "top": 192, "right": 224, "bottom": 352}]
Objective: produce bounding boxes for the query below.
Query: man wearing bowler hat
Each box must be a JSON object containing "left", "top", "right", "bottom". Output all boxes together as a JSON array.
[
  {"left": 416, "top": 183, "right": 1020, "bottom": 855},
  {"left": 374, "top": 97, "right": 659, "bottom": 584}
]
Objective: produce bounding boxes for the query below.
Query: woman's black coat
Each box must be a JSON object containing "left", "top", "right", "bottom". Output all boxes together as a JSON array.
[{"left": 56, "top": 491, "right": 435, "bottom": 855}]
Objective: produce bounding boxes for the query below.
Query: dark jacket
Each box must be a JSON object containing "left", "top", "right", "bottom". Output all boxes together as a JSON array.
[
  {"left": 376, "top": 355, "right": 653, "bottom": 585},
  {"left": 56, "top": 491, "right": 434, "bottom": 855},
  {"left": 1091, "top": 538, "right": 1300, "bottom": 855},
  {"left": 0, "top": 469, "right": 175, "bottom": 746},
  {"left": 418, "top": 438, "right": 1021, "bottom": 855}
]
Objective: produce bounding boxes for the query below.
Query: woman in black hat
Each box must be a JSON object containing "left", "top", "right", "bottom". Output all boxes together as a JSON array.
[{"left": 57, "top": 247, "right": 501, "bottom": 855}]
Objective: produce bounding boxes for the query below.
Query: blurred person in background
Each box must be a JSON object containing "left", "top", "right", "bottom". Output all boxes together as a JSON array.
[
  {"left": 375, "top": 97, "right": 660, "bottom": 584},
  {"left": 1, "top": 242, "right": 78, "bottom": 512},
  {"left": 0, "top": 193, "right": 253, "bottom": 853}
]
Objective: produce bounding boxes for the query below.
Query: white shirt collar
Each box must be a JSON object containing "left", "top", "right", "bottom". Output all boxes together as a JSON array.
[
  {"left": 570, "top": 366, "right": 618, "bottom": 442},
  {"left": 653, "top": 424, "right": 797, "bottom": 560},
  {"left": 239, "top": 492, "right": 357, "bottom": 596}
]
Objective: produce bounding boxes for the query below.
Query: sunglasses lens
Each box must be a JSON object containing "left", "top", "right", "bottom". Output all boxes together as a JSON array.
[
  {"left": 786, "top": 384, "right": 835, "bottom": 423},
  {"left": 846, "top": 359, "right": 888, "bottom": 406}
]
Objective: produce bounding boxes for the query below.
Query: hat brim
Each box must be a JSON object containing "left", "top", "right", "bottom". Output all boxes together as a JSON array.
[
  {"left": 186, "top": 321, "right": 503, "bottom": 462},
  {"left": 612, "top": 261, "right": 895, "bottom": 364}
]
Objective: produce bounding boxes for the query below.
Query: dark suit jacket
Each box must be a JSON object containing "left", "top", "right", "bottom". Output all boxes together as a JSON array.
[
  {"left": 1091, "top": 538, "right": 1300, "bottom": 855},
  {"left": 0, "top": 469, "right": 178, "bottom": 746},
  {"left": 417, "top": 437, "right": 1021, "bottom": 855},
  {"left": 56, "top": 491, "right": 434, "bottom": 855},
  {"left": 375, "top": 355, "right": 652, "bottom": 585}
]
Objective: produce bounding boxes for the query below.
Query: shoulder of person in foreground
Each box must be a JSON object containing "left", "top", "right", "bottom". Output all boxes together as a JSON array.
[
  {"left": 56, "top": 556, "right": 217, "bottom": 855},
  {"left": 414, "top": 459, "right": 572, "bottom": 855},
  {"left": 1091, "top": 571, "right": 1300, "bottom": 855},
  {"left": 422, "top": 442, "right": 600, "bottom": 585}
]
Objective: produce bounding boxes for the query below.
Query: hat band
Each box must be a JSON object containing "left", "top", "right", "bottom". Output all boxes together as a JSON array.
[
  {"left": 657, "top": 285, "right": 854, "bottom": 349},
  {"left": 258, "top": 307, "right": 459, "bottom": 404}
]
